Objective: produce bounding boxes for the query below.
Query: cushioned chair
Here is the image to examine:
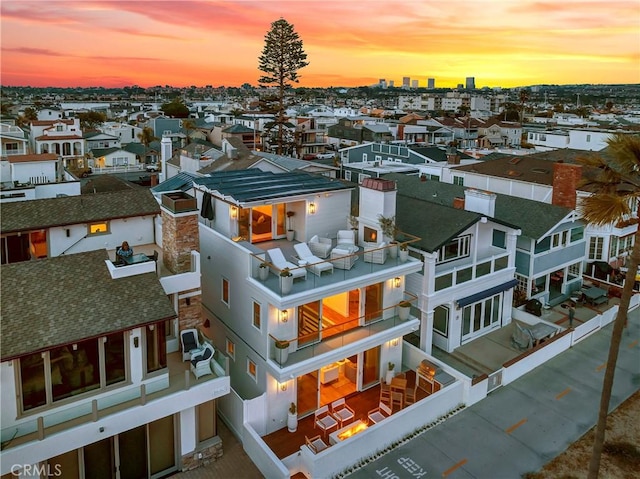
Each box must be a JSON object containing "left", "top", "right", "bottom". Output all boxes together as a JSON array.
[
  {"left": 363, "top": 241, "right": 388, "bottom": 264},
  {"left": 309, "top": 235, "right": 332, "bottom": 258},
  {"left": 314, "top": 405, "right": 338, "bottom": 439},
  {"left": 305, "top": 435, "right": 328, "bottom": 454},
  {"left": 330, "top": 398, "right": 355, "bottom": 428},
  {"left": 336, "top": 230, "right": 356, "bottom": 246},
  {"left": 368, "top": 402, "right": 392, "bottom": 424},
  {"left": 190, "top": 343, "right": 214, "bottom": 379},
  {"left": 180, "top": 328, "right": 201, "bottom": 362},
  {"left": 294, "top": 242, "right": 334, "bottom": 277},
  {"left": 267, "top": 248, "right": 307, "bottom": 280}
]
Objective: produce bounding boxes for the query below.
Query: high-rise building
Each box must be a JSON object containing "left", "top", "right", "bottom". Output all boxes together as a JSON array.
[
  {"left": 411, "top": 80, "right": 418, "bottom": 89},
  {"left": 389, "top": 80, "right": 395, "bottom": 88},
  {"left": 465, "top": 77, "right": 475, "bottom": 90},
  {"left": 427, "top": 78, "right": 435, "bottom": 89},
  {"left": 379, "top": 79, "right": 387, "bottom": 89},
  {"left": 402, "top": 77, "right": 410, "bottom": 88}
]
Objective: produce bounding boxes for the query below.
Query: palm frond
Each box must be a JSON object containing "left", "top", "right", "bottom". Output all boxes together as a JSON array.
[{"left": 578, "top": 194, "right": 631, "bottom": 226}]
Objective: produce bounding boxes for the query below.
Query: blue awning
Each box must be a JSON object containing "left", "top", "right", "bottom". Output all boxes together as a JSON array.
[{"left": 456, "top": 278, "right": 518, "bottom": 308}]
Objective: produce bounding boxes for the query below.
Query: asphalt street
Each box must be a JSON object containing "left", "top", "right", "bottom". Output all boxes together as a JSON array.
[{"left": 348, "top": 307, "right": 640, "bottom": 479}]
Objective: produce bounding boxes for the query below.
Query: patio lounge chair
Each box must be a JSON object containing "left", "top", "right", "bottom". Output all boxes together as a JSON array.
[
  {"left": 305, "top": 435, "right": 329, "bottom": 454},
  {"left": 190, "top": 342, "right": 215, "bottom": 379},
  {"left": 294, "top": 242, "right": 334, "bottom": 277},
  {"left": 363, "top": 241, "right": 388, "bottom": 264},
  {"left": 267, "top": 248, "right": 307, "bottom": 280},
  {"left": 336, "top": 229, "right": 356, "bottom": 246},
  {"left": 180, "top": 328, "right": 201, "bottom": 362},
  {"left": 309, "top": 235, "right": 332, "bottom": 258}
]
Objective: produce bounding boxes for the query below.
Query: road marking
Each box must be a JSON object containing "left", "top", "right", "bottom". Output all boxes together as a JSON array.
[
  {"left": 629, "top": 339, "right": 638, "bottom": 348},
  {"left": 556, "top": 388, "right": 571, "bottom": 400},
  {"left": 596, "top": 362, "right": 607, "bottom": 372},
  {"left": 505, "top": 418, "right": 527, "bottom": 434},
  {"left": 442, "top": 459, "right": 467, "bottom": 477}
]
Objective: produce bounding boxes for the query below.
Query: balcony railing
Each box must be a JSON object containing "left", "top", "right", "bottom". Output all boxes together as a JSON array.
[
  {"left": 434, "top": 251, "right": 509, "bottom": 292},
  {"left": 269, "top": 292, "right": 418, "bottom": 367}
]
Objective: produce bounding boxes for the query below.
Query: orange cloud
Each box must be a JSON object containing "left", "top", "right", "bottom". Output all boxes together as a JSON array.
[{"left": 1, "top": 0, "right": 638, "bottom": 88}]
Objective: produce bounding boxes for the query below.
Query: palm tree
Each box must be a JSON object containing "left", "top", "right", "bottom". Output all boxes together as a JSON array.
[
  {"left": 137, "top": 126, "right": 157, "bottom": 148},
  {"left": 578, "top": 133, "right": 640, "bottom": 479}
]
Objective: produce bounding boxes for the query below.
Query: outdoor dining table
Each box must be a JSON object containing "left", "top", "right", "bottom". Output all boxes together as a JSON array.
[
  {"left": 123, "top": 253, "right": 151, "bottom": 265},
  {"left": 583, "top": 286, "right": 608, "bottom": 305}
]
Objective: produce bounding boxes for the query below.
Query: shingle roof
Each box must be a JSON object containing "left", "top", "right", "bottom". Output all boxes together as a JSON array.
[
  {"left": 1, "top": 249, "right": 176, "bottom": 360},
  {"left": 1, "top": 189, "right": 160, "bottom": 233},
  {"left": 193, "top": 170, "right": 352, "bottom": 204},
  {"left": 387, "top": 173, "right": 572, "bottom": 241}
]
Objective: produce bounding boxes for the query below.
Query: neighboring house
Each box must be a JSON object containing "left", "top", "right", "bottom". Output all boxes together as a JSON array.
[
  {"left": 89, "top": 147, "right": 138, "bottom": 170},
  {"left": 221, "top": 123, "right": 259, "bottom": 149},
  {"left": 449, "top": 149, "right": 637, "bottom": 274},
  {"left": 252, "top": 152, "right": 339, "bottom": 178},
  {"left": 191, "top": 170, "right": 458, "bottom": 478},
  {"left": 84, "top": 131, "right": 121, "bottom": 150},
  {"left": 100, "top": 121, "right": 143, "bottom": 144},
  {"left": 0, "top": 153, "right": 81, "bottom": 203},
  {"left": 0, "top": 189, "right": 230, "bottom": 476},
  {"left": 338, "top": 143, "right": 477, "bottom": 184},
  {"left": 386, "top": 175, "right": 522, "bottom": 354},
  {"left": 1, "top": 123, "right": 29, "bottom": 158},
  {"left": 30, "top": 119, "right": 85, "bottom": 168},
  {"left": 526, "top": 127, "right": 627, "bottom": 151},
  {"left": 36, "top": 108, "right": 64, "bottom": 121},
  {"left": 326, "top": 117, "right": 393, "bottom": 147},
  {"left": 293, "top": 117, "right": 328, "bottom": 158},
  {"left": 387, "top": 174, "right": 585, "bottom": 309},
  {"left": 477, "top": 120, "right": 522, "bottom": 148}
]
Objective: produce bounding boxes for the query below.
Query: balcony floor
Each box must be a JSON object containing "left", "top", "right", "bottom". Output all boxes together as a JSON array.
[{"left": 262, "top": 370, "right": 430, "bottom": 460}]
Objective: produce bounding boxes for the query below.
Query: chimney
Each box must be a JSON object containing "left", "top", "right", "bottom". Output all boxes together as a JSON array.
[
  {"left": 149, "top": 173, "right": 158, "bottom": 187},
  {"left": 446, "top": 145, "right": 460, "bottom": 165},
  {"left": 397, "top": 124, "right": 405, "bottom": 140},
  {"left": 160, "top": 136, "right": 172, "bottom": 183},
  {"left": 359, "top": 178, "right": 397, "bottom": 243},
  {"left": 552, "top": 161, "right": 582, "bottom": 209},
  {"left": 463, "top": 188, "right": 496, "bottom": 217},
  {"left": 453, "top": 197, "right": 465, "bottom": 209}
]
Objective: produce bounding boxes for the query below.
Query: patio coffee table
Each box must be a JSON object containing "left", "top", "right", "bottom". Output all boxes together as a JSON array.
[{"left": 330, "top": 244, "right": 359, "bottom": 270}]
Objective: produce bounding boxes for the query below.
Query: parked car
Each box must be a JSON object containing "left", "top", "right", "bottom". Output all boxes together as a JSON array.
[
  {"left": 302, "top": 154, "right": 318, "bottom": 160},
  {"left": 68, "top": 167, "right": 92, "bottom": 178},
  {"left": 315, "top": 153, "right": 335, "bottom": 160},
  {"left": 146, "top": 163, "right": 160, "bottom": 172}
]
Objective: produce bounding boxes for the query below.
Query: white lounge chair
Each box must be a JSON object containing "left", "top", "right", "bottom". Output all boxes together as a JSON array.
[
  {"left": 336, "top": 229, "right": 356, "bottom": 246},
  {"left": 294, "top": 242, "right": 334, "bottom": 277},
  {"left": 363, "top": 241, "right": 388, "bottom": 264},
  {"left": 309, "top": 235, "right": 332, "bottom": 258},
  {"left": 190, "top": 343, "right": 215, "bottom": 379},
  {"left": 267, "top": 248, "right": 307, "bottom": 280}
]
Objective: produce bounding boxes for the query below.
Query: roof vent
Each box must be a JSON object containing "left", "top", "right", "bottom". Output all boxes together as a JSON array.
[
  {"left": 531, "top": 167, "right": 550, "bottom": 174},
  {"left": 508, "top": 157, "right": 521, "bottom": 165},
  {"left": 507, "top": 170, "right": 522, "bottom": 177}
]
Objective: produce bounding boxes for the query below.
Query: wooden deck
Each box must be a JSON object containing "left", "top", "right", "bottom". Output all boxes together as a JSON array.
[{"left": 262, "top": 370, "right": 429, "bottom": 459}]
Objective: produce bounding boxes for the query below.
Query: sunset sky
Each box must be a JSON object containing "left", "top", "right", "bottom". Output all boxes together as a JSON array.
[{"left": 1, "top": 0, "right": 639, "bottom": 89}]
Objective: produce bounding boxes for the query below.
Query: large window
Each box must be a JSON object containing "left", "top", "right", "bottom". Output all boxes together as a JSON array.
[
  {"left": 88, "top": 222, "right": 109, "bottom": 235},
  {"left": 252, "top": 301, "right": 261, "bottom": 330},
  {"left": 1, "top": 231, "right": 48, "bottom": 264},
  {"left": 589, "top": 237, "right": 604, "bottom": 260},
  {"left": 462, "top": 294, "right": 501, "bottom": 339},
  {"left": 19, "top": 332, "right": 128, "bottom": 413},
  {"left": 437, "top": 235, "right": 471, "bottom": 263}
]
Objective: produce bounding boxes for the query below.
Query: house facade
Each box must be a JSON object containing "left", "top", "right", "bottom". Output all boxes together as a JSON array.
[
  {"left": 30, "top": 119, "right": 85, "bottom": 169},
  {"left": 1, "top": 191, "right": 229, "bottom": 476}
]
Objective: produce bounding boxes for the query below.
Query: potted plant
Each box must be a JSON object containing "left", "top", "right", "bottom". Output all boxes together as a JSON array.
[
  {"left": 258, "top": 261, "right": 269, "bottom": 281},
  {"left": 398, "top": 300, "right": 411, "bottom": 321},
  {"left": 398, "top": 243, "right": 409, "bottom": 263},
  {"left": 286, "top": 211, "right": 295, "bottom": 241},
  {"left": 386, "top": 361, "right": 395, "bottom": 384},
  {"left": 275, "top": 339, "right": 289, "bottom": 364},
  {"left": 287, "top": 402, "right": 298, "bottom": 432},
  {"left": 348, "top": 214, "right": 359, "bottom": 243},
  {"left": 280, "top": 268, "right": 293, "bottom": 294},
  {"left": 378, "top": 215, "right": 399, "bottom": 258}
]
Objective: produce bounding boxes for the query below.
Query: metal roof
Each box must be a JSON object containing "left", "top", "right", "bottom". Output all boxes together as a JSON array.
[
  {"left": 192, "top": 170, "right": 352, "bottom": 204},
  {"left": 151, "top": 172, "right": 200, "bottom": 194}
]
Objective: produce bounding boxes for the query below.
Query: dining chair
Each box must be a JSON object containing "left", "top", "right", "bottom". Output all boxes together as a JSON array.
[
  {"left": 305, "top": 435, "right": 329, "bottom": 454},
  {"left": 314, "top": 405, "right": 338, "bottom": 439},
  {"left": 404, "top": 382, "right": 417, "bottom": 406},
  {"left": 368, "top": 402, "right": 392, "bottom": 424},
  {"left": 391, "top": 390, "right": 404, "bottom": 412},
  {"left": 380, "top": 379, "right": 391, "bottom": 406},
  {"left": 330, "top": 398, "right": 355, "bottom": 428}
]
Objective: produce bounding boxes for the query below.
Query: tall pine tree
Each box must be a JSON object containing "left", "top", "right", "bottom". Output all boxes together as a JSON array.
[{"left": 258, "top": 18, "right": 309, "bottom": 155}]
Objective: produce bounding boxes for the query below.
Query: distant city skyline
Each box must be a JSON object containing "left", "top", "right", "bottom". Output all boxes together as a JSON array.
[{"left": 1, "top": 1, "right": 639, "bottom": 89}]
